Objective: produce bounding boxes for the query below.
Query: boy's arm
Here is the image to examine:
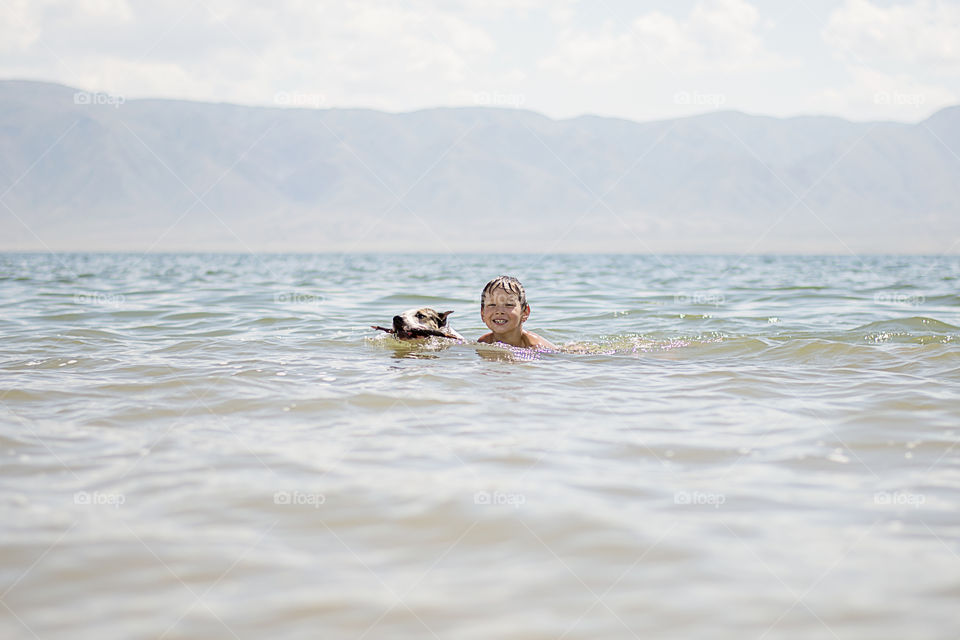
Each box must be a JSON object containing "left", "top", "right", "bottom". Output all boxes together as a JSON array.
[{"left": 477, "top": 332, "right": 494, "bottom": 343}]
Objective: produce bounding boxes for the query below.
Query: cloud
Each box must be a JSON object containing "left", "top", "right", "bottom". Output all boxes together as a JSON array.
[
  {"left": 818, "top": 0, "right": 959, "bottom": 120},
  {"left": 0, "top": 0, "right": 501, "bottom": 109},
  {"left": 823, "top": 0, "right": 960, "bottom": 73},
  {"left": 0, "top": 0, "right": 953, "bottom": 123},
  {"left": 436, "top": 0, "right": 565, "bottom": 17},
  {"left": 0, "top": 0, "right": 46, "bottom": 54},
  {"left": 806, "top": 64, "right": 956, "bottom": 122},
  {"left": 539, "top": 0, "right": 790, "bottom": 80}
]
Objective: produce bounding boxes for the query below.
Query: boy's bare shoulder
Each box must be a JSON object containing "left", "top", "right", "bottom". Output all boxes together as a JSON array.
[
  {"left": 523, "top": 331, "right": 556, "bottom": 350},
  {"left": 477, "top": 331, "right": 555, "bottom": 350}
]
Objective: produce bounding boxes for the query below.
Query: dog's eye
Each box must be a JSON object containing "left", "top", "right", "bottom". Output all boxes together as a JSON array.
[{"left": 415, "top": 312, "right": 425, "bottom": 320}]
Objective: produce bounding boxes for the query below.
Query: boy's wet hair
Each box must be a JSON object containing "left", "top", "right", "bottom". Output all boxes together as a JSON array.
[{"left": 481, "top": 275, "right": 527, "bottom": 308}]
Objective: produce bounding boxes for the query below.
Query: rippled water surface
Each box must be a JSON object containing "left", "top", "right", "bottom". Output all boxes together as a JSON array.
[{"left": 2, "top": 253, "right": 959, "bottom": 639}]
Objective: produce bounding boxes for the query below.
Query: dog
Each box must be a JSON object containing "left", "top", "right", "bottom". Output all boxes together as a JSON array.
[{"left": 372, "top": 308, "right": 464, "bottom": 340}]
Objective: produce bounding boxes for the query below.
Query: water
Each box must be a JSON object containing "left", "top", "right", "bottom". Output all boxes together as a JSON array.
[{"left": 1, "top": 252, "right": 959, "bottom": 639}]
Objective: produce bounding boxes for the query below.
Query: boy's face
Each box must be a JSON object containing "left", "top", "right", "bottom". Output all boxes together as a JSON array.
[{"left": 481, "top": 287, "right": 529, "bottom": 334}]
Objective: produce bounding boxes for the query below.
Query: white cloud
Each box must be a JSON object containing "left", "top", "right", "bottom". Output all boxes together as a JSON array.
[
  {"left": 0, "top": 0, "right": 954, "bottom": 122},
  {"left": 436, "top": 0, "right": 564, "bottom": 17},
  {"left": 0, "top": 0, "right": 46, "bottom": 53},
  {"left": 806, "top": 64, "right": 956, "bottom": 122},
  {"left": 540, "top": 0, "right": 789, "bottom": 79},
  {"left": 823, "top": 0, "right": 960, "bottom": 72},
  {"left": 687, "top": 0, "right": 768, "bottom": 66},
  {"left": 0, "top": 0, "right": 501, "bottom": 109},
  {"left": 818, "top": 0, "right": 959, "bottom": 121}
]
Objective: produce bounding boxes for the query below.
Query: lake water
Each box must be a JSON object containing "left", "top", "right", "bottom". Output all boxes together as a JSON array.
[{"left": 1, "top": 252, "right": 959, "bottom": 639}]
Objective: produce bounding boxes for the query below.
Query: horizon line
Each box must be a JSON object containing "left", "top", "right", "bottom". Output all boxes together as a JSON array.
[{"left": 1, "top": 77, "right": 950, "bottom": 127}]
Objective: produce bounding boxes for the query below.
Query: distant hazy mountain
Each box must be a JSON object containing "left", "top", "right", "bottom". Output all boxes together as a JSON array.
[{"left": 1, "top": 80, "right": 957, "bottom": 252}]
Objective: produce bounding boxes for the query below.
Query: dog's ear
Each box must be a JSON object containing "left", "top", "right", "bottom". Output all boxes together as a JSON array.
[{"left": 438, "top": 310, "right": 454, "bottom": 326}]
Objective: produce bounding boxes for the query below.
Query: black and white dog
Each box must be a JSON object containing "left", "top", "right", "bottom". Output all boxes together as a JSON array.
[{"left": 372, "top": 308, "right": 464, "bottom": 340}]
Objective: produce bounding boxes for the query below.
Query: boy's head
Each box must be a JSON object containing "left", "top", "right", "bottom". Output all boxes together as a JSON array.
[{"left": 481, "top": 276, "right": 527, "bottom": 310}]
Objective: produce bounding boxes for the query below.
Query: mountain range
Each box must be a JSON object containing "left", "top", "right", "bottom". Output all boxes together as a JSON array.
[{"left": 1, "top": 80, "right": 957, "bottom": 253}]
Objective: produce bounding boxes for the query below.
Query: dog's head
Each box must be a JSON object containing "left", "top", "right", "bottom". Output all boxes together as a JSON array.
[{"left": 372, "top": 307, "right": 461, "bottom": 340}]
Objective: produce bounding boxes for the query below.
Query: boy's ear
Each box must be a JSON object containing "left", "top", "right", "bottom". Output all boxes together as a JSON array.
[{"left": 439, "top": 310, "right": 454, "bottom": 325}]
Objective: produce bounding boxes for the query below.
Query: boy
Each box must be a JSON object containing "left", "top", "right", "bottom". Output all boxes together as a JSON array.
[{"left": 478, "top": 276, "right": 556, "bottom": 350}]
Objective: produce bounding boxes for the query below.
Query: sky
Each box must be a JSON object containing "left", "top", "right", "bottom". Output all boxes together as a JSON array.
[{"left": 1, "top": 0, "right": 958, "bottom": 123}]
